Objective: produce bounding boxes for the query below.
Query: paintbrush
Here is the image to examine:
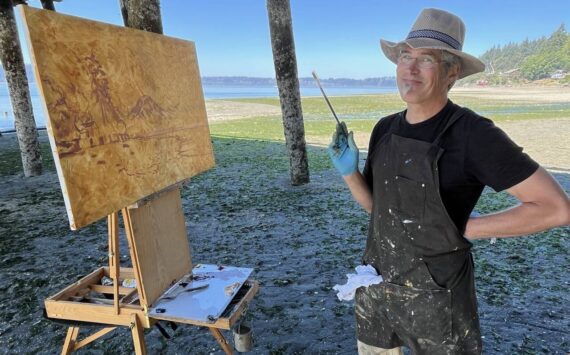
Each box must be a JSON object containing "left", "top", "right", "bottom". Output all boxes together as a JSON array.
[{"left": 311, "top": 71, "right": 349, "bottom": 137}]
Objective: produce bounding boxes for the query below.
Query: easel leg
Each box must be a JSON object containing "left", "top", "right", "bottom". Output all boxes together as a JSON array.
[
  {"left": 108, "top": 212, "right": 121, "bottom": 315},
  {"left": 130, "top": 314, "right": 147, "bottom": 355},
  {"left": 209, "top": 327, "right": 233, "bottom": 355},
  {"left": 61, "top": 326, "right": 80, "bottom": 355}
]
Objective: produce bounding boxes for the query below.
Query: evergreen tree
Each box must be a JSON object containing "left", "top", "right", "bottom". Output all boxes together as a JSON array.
[{"left": 469, "top": 24, "right": 568, "bottom": 83}]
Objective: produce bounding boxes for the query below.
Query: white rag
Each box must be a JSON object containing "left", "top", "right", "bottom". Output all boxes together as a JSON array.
[{"left": 333, "top": 265, "right": 384, "bottom": 301}]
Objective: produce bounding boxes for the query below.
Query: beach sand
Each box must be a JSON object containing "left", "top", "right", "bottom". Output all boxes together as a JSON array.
[
  {"left": 7, "top": 87, "right": 566, "bottom": 165},
  {"left": 453, "top": 86, "right": 570, "bottom": 170},
  {"left": 452, "top": 85, "right": 570, "bottom": 103},
  {"left": 206, "top": 100, "right": 281, "bottom": 121}
]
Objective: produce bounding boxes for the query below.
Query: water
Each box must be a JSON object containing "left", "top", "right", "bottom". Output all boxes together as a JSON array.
[
  {"left": 205, "top": 85, "right": 397, "bottom": 99},
  {"left": 0, "top": 83, "right": 45, "bottom": 131},
  {"left": 0, "top": 82, "right": 396, "bottom": 131}
]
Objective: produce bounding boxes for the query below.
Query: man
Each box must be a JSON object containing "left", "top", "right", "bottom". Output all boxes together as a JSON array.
[{"left": 328, "top": 8, "right": 570, "bottom": 355}]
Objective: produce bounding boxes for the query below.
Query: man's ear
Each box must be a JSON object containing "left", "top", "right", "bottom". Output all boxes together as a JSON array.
[
  {"left": 448, "top": 64, "right": 460, "bottom": 83},
  {"left": 446, "top": 64, "right": 460, "bottom": 90}
]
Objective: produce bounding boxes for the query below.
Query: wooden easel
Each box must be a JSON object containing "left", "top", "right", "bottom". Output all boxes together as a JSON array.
[
  {"left": 20, "top": 6, "right": 259, "bottom": 354},
  {"left": 46, "top": 188, "right": 258, "bottom": 354}
]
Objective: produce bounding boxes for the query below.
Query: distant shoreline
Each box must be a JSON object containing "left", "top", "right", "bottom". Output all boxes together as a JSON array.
[
  {"left": 2, "top": 85, "right": 570, "bottom": 132},
  {"left": 0, "top": 84, "right": 398, "bottom": 131}
]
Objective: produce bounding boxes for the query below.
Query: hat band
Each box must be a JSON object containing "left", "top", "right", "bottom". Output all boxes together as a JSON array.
[{"left": 406, "top": 29, "right": 461, "bottom": 50}]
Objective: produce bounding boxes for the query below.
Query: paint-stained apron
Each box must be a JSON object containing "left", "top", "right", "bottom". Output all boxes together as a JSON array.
[{"left": 355, "top": 108, "right": 482, "bottom": 354}]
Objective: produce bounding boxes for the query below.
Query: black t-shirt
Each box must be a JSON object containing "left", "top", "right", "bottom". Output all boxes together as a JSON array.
[{"left": 362, "top": 100, "right": 539, "bottom": 233}]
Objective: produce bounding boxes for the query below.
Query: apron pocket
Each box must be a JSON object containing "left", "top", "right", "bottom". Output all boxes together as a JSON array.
[
  {"left": 393, "top": 175, "right": 425, "bottom": 220},
  {"left": 420, "top": 260, "right": 448, "bottom": 290},
  {"left": 382, "top": 282, "right": 452, "bottom": 343}
]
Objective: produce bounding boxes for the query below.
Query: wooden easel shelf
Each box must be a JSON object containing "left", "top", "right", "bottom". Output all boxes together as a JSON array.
[
  {"left": 44, "top": 263, "right": 259, "bottom": 354},
  {"left": 45, "top": 267, "right": 259, "bottom": 330},
  {"left": 45, "top": 267, "right": 147, "bottom": 327}
]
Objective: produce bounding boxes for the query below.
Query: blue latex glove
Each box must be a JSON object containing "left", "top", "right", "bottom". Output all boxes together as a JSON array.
[{"left": 328, "top": 122, "right": 359, "bottom": 176}]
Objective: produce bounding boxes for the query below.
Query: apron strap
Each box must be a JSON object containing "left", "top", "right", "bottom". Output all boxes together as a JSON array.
[{"left": 432, "top": 107, "right": 468, "bottom": 146}]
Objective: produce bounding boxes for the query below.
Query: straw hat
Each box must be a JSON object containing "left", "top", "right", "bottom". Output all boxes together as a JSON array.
[{"left": 380, "top": 8, "right": 485, "bottom": 79}]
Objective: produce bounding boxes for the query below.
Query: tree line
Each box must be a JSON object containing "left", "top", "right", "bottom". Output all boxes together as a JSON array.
[{"left": 462, "top": 24, "right": 569, "bottom": 84}]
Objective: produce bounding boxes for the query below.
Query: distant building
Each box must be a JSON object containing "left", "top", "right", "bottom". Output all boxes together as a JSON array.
[
  {"left": 500, "top": 68, "right": 520, "bottom": 76},
  {"left": 551, "top": 70, "right": 567, "bottom": 79}
]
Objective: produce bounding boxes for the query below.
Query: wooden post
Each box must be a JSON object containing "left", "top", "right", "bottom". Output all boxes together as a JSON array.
[
  {"left": 267, "top": 0, "right": 309, "bottom": 186},
  {"left": 0, "top": 0, "right": 42, "bottom": 176},
  {"left": 120, "top": 0, "right": 163, "bottom": 34},
  {"left": 119, "top": 0, "right": 129, "bottom": 26},
  {"left": 40, "top": 0, "right": 55, "bottom": 11}
]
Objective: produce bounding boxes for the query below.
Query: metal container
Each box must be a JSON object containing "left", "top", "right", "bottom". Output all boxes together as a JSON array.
[{"left": 233, "top": 322, "right": 253, "bottom": 352}]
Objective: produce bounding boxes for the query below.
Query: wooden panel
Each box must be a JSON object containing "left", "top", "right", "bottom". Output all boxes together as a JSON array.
[
  {"left": 20, "top": 6, "right": 214, "bottom": 230},
  {"left": 127, "top": 188, "right": 192, "bottom": 307}
]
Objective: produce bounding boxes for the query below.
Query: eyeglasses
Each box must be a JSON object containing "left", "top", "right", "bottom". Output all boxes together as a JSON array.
[{"left": 397, "top": 52, "right": 442, "bottom": 69}]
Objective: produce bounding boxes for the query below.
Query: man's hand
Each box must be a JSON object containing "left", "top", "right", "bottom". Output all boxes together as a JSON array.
[{"left": 328, "top": 122, "right": 359, "bottom": 176}]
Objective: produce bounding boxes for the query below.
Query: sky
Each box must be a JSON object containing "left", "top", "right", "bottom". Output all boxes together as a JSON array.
[{"left": 14, "top": 0, "right": 570, "bottom": 79}]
